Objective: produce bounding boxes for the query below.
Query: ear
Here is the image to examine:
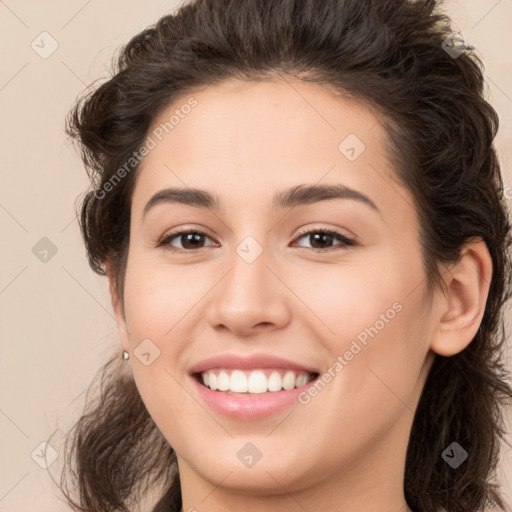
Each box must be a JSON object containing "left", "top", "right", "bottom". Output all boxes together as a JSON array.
[
  {"left": 105, "top": 259, "right": 130, "bottom": 352},
  {"left": 430, "top": 238, "right": 493, "bottom": 357}
]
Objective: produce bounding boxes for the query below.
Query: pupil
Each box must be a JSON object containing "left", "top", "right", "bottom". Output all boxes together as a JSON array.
[
  {"left": 183, "top": 233, "right": 203, "bottom": 248},
  {"left": 311, "top": 233, "right": 332, "bottom": 248}
]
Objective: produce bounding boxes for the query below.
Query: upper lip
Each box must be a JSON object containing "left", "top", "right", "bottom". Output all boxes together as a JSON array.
[{"left": 189, "top": 353, "right": 320, "bottom": 375}]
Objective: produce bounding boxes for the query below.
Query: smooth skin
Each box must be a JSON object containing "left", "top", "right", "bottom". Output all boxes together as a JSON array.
[{"left": 106, "top": 77, "right": 492, "bottom": 512}]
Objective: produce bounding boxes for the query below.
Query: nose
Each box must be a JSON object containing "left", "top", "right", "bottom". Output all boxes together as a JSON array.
[{"left": 205, "top": 244, "right": 291, "bottom": 337}]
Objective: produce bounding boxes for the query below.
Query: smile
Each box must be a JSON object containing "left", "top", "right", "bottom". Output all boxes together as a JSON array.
[
  {"left": 197, "top": 368, "right": 318, "bottom": 394},
  {"left": 188, "top": 353, "right": 321, "bottom": 419}
]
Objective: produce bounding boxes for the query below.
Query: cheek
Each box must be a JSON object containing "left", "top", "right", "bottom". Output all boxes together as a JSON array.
[
  {"left": 314, "top": 246, "right": 428, "bottom": 402},
  {"left": 122, "top": 259, "right": 200, "bottom": 337},
  {"left": 298, "top": 249, "right": 418, "bottom": 345},
  {"left": 300, "top": 298, "right": 429, "bottom": 465},
  {"left": 120, "top": 257, "right": 220, "bottom": 416}
]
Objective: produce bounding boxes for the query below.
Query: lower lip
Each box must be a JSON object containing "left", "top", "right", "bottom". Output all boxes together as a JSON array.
[{"left": 189, "top": 374, "right": 318, "bottom": 420}]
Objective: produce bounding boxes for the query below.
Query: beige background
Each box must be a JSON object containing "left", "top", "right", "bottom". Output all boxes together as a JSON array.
[{"left": 1, "top": 0, "right": 511, "bottom": 510}]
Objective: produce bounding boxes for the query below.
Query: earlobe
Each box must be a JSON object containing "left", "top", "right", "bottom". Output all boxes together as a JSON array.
[
  {"left": 105, "top": 259, "right": 129, "bottom": 351},
  {"left": 430, "top": 238, "right": 492, "bottom": 357}
]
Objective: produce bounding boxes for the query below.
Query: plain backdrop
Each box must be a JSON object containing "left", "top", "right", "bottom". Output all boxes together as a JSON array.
[{"left": 1, "top": 0, "right": 511, "bottom": 510}]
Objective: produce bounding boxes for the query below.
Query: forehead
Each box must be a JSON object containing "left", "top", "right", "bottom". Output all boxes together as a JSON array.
[
  {"left": 144, "top": 77, "right": 384, "bottom": 158},
  {"left": 131, "top": 78, "right": 409, "bottom": 218}
]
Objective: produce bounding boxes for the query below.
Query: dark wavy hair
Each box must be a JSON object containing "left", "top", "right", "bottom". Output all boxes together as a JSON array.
[{"left": 54, "top": 0, "right": 512, "bottom": 510}]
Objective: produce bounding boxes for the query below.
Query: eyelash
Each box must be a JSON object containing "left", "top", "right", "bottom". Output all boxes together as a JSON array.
[{"left": 157, "top": 227, "right": 356, "bottom": 253}]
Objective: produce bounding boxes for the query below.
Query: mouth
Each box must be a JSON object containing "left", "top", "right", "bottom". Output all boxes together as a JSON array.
[
  {"left": 188, "top": 353, "right": 322, "bottom": 418},
  {"left": 193, "top": 368, "right": 320, "bottom": 395}
]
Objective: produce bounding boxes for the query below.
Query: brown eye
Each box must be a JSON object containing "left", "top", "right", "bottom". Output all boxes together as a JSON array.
[
  {"left": 158, "top": 227, "right": 356, "bottom": 253},
  {"left": 159, "top": 229, "right": 216, "bottom": 251},
  {"left": 293, "top": 229, "right": 356, "bottom": 251}
]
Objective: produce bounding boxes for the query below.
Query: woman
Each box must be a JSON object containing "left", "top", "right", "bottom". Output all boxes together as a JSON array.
[{"left": 56, "top": 0, "right": 512, "bottom": 511}]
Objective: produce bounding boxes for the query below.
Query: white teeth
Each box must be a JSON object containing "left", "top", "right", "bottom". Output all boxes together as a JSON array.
[
  {"left": 209, "top": 372, "right": 218, "bottom": 391},
  {"left": 200, "top": 369, "right": 315, "bottom": 393},
  {"left": 230, "top": 370, "right": 248, "bottom": 392},
  {"left": 267, "top": 371, "right": 282, "bottom": 392},
  {"left": 282, "top": 371, "right": 296, "bottom": 390},
  {"left": 248, "top": 371, "right": 268, "bottom": 393},
  {"left": 217, "top": 370, "right": 230, "bottom": 391}
]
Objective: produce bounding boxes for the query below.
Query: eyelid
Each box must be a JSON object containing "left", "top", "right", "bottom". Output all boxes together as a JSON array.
[
  {"left": 157, "top": 225, "right": 216, "bottom": 248},
  {"left": 158, "top": 224, "right": 357, "bottom": 251},
  {"left": 294, "top": 224, "right": 356, "bottom": 243}
]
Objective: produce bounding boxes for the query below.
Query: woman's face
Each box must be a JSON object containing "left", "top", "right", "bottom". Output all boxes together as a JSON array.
[{"left": 113, "top": 78, "right": 438, "bottom": 503}]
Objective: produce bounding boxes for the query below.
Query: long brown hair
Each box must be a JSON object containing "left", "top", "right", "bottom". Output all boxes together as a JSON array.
[{"left": 56, "top": 0, "right": 512, "bottom": 510}]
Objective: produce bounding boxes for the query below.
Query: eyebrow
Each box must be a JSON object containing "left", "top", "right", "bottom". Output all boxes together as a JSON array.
[{"left": 142, "top": 183, "right": 380, "bottom": 218}]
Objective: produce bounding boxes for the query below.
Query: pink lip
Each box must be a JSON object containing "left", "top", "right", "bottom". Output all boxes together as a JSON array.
[
  {"left": 188, "top": 353, "right": 320, "bottom": 375},
  {"left": 189, "top": 373, "right": 319, "bottom": 420},
  {"left": 188, "top": 353, "right": 320, "bottom": 419}
]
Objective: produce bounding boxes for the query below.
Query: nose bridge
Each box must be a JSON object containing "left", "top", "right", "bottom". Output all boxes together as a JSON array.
[
  {"left": 223, "top": 234, "right": 275, "bottom": 309},
  {"left": 206, "top": 232, "right": 290, "bottom": 333}
]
